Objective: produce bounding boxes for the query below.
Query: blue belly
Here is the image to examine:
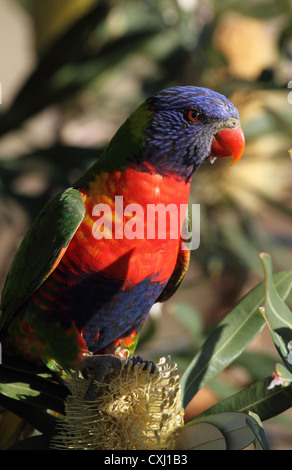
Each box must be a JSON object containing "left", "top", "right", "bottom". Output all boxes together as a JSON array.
[{"left": 31, "top": 254, "right": 165, "bottom": 353}]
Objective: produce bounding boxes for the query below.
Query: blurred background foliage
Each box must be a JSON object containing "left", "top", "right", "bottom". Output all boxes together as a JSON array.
[{"left": 0, "top": 0, "right": 292, "bottom": 449}]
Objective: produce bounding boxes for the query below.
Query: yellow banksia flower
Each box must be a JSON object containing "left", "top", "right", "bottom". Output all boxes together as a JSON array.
[{"left": 51, "top": 356, "right": 184, "bottom": 450}]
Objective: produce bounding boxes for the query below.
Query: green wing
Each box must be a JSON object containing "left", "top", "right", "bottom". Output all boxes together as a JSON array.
[
  {"left": 0, "top": 188, "right": 85, "bottom": 338},
  {"left": 156, "top": 209, "right": 192, "bottom": 303}
]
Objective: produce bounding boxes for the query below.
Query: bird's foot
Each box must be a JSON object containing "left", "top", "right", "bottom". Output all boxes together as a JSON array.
[{"left": 80, "top": 354, "right": 157, "bottom": 401}]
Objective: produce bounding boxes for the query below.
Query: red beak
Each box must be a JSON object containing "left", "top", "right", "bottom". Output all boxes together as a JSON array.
[{"left": 210, "top": 126, "right": 245, "bottom": 165}]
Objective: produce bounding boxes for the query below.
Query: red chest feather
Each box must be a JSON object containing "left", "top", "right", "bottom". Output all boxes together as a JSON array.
[{"left": 67, "top": 168, "right": 191, "bottom": 287}]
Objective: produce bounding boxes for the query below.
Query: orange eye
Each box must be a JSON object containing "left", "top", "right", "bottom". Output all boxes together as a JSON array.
[{"left": 186, "top": 109, "right": 200, "bottom": 122}]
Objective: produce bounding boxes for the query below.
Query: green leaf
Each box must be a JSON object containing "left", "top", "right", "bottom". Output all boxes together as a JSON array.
[
  {"left": 260, "top": 253, "right": 292, "bottom": 336},
  {"left": 269, "top": 329, "right": 290, "bottom": 366},
  {"left": 181, "top": 269, "right": 292, "bottom": 409},
  {"left": 177, "top": 421, "right": 227, "bottom": 450},
  {"left": 197, "top": 376, "right": 292, "bottom": 422},
  {"left": 275, "top": 362, "right": 292, "bottom": 385},
  {"left": 183, "top": 412, "right": 264, "bottom": 450},
  {"left": 0, "top": 384, "right": 65, "bottom": 416},
  {"left": 0, "top": 394, "right": 57, "bottom": 436},
  {"left": 0, "top": 356, "right": 69, "bottom": 414},
  {"left": 247, "top": 411, "right": 270, "bottom": 450},
  {"left": 259, "top": 253, "right": 292, "bottom": 370},
  {"left": 0, "top": 357, "right": 66, "bottom": 436}
]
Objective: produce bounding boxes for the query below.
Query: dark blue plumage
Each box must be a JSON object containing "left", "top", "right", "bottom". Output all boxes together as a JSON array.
[{"left": 141, "top": 86, "right": 241, "bottom": 180}]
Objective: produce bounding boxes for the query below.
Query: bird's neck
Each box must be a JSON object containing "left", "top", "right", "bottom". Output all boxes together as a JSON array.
[
  {"left": 75, "top": 101, "right": 198, "bottom": 189},
  {"left": 84, "top": 166, "right": 191, "bottom": 209}
]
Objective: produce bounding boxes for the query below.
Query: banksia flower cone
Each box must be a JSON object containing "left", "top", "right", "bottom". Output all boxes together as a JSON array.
[{"left": 51, "top": 356, "right": 184, "bottom": 450}]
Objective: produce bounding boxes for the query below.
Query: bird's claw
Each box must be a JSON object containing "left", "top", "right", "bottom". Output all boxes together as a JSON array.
[
  {"left": 81, "top": 354, "right": 122, "bottom": 400},
  {"left": 81, "top": 354, "right": 157, "bottom": 401},
  {"left": 125, "top": 355, "right": 157, "bottom": 374}
]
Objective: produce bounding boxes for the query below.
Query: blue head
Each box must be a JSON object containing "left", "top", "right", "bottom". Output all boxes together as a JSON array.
[
  {"left": 83, "top": 86, "right": 245, "bottom": 185},
  {"left": 140, "top": 86, "right": 244, "bottom": 181}
]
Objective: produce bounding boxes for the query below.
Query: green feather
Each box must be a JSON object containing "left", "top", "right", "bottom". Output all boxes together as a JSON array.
[{"left": 0, "top": 188, "right": 85, "bottom": 339}]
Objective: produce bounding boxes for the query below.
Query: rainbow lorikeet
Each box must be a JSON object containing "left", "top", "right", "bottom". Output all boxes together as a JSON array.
[{"left": 0, "top": 86, "right": 245, "bottom": 395}]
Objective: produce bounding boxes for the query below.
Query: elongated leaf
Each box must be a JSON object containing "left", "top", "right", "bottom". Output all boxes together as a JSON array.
[
  {"left": 177, "top": 421, "right": 226, "bottom": 450},
  {"left": 0, "top": 356, "right": 69, "bottom": 414},
  {"left": 268, "top": 362, "right": 292, "bottom": 391},
  {"left": 181, "top": 269, "right": 292, "bottom": 408},
  {"left": 260, "top": 253, "right": 292, "bottom": 372},
  {"left": 0, "top": 365, "right": 68, "bottom": 401},
  {"left": 0, "top": 385, "right": 65, "bottom": 416},
  {"left": 260, "top": 253, "right": 292, "bottom": 335},
  {"left": 183, "top": 412, "right": 264, "bottom": 450},
  {"left": 275, "top": 362, "right": 292, "bottom": 385},
  {"left": 0, "top": 394, "right": 57, "bottom": 435},
  {"left": 269, "top": 329, "right": 290, "bottom": 367},
  {"left": 247, "top": 411, "right": 270, "bottom": 450},
  {"left": 197, "top": 376, "right": 292, "bottom": 422}
]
